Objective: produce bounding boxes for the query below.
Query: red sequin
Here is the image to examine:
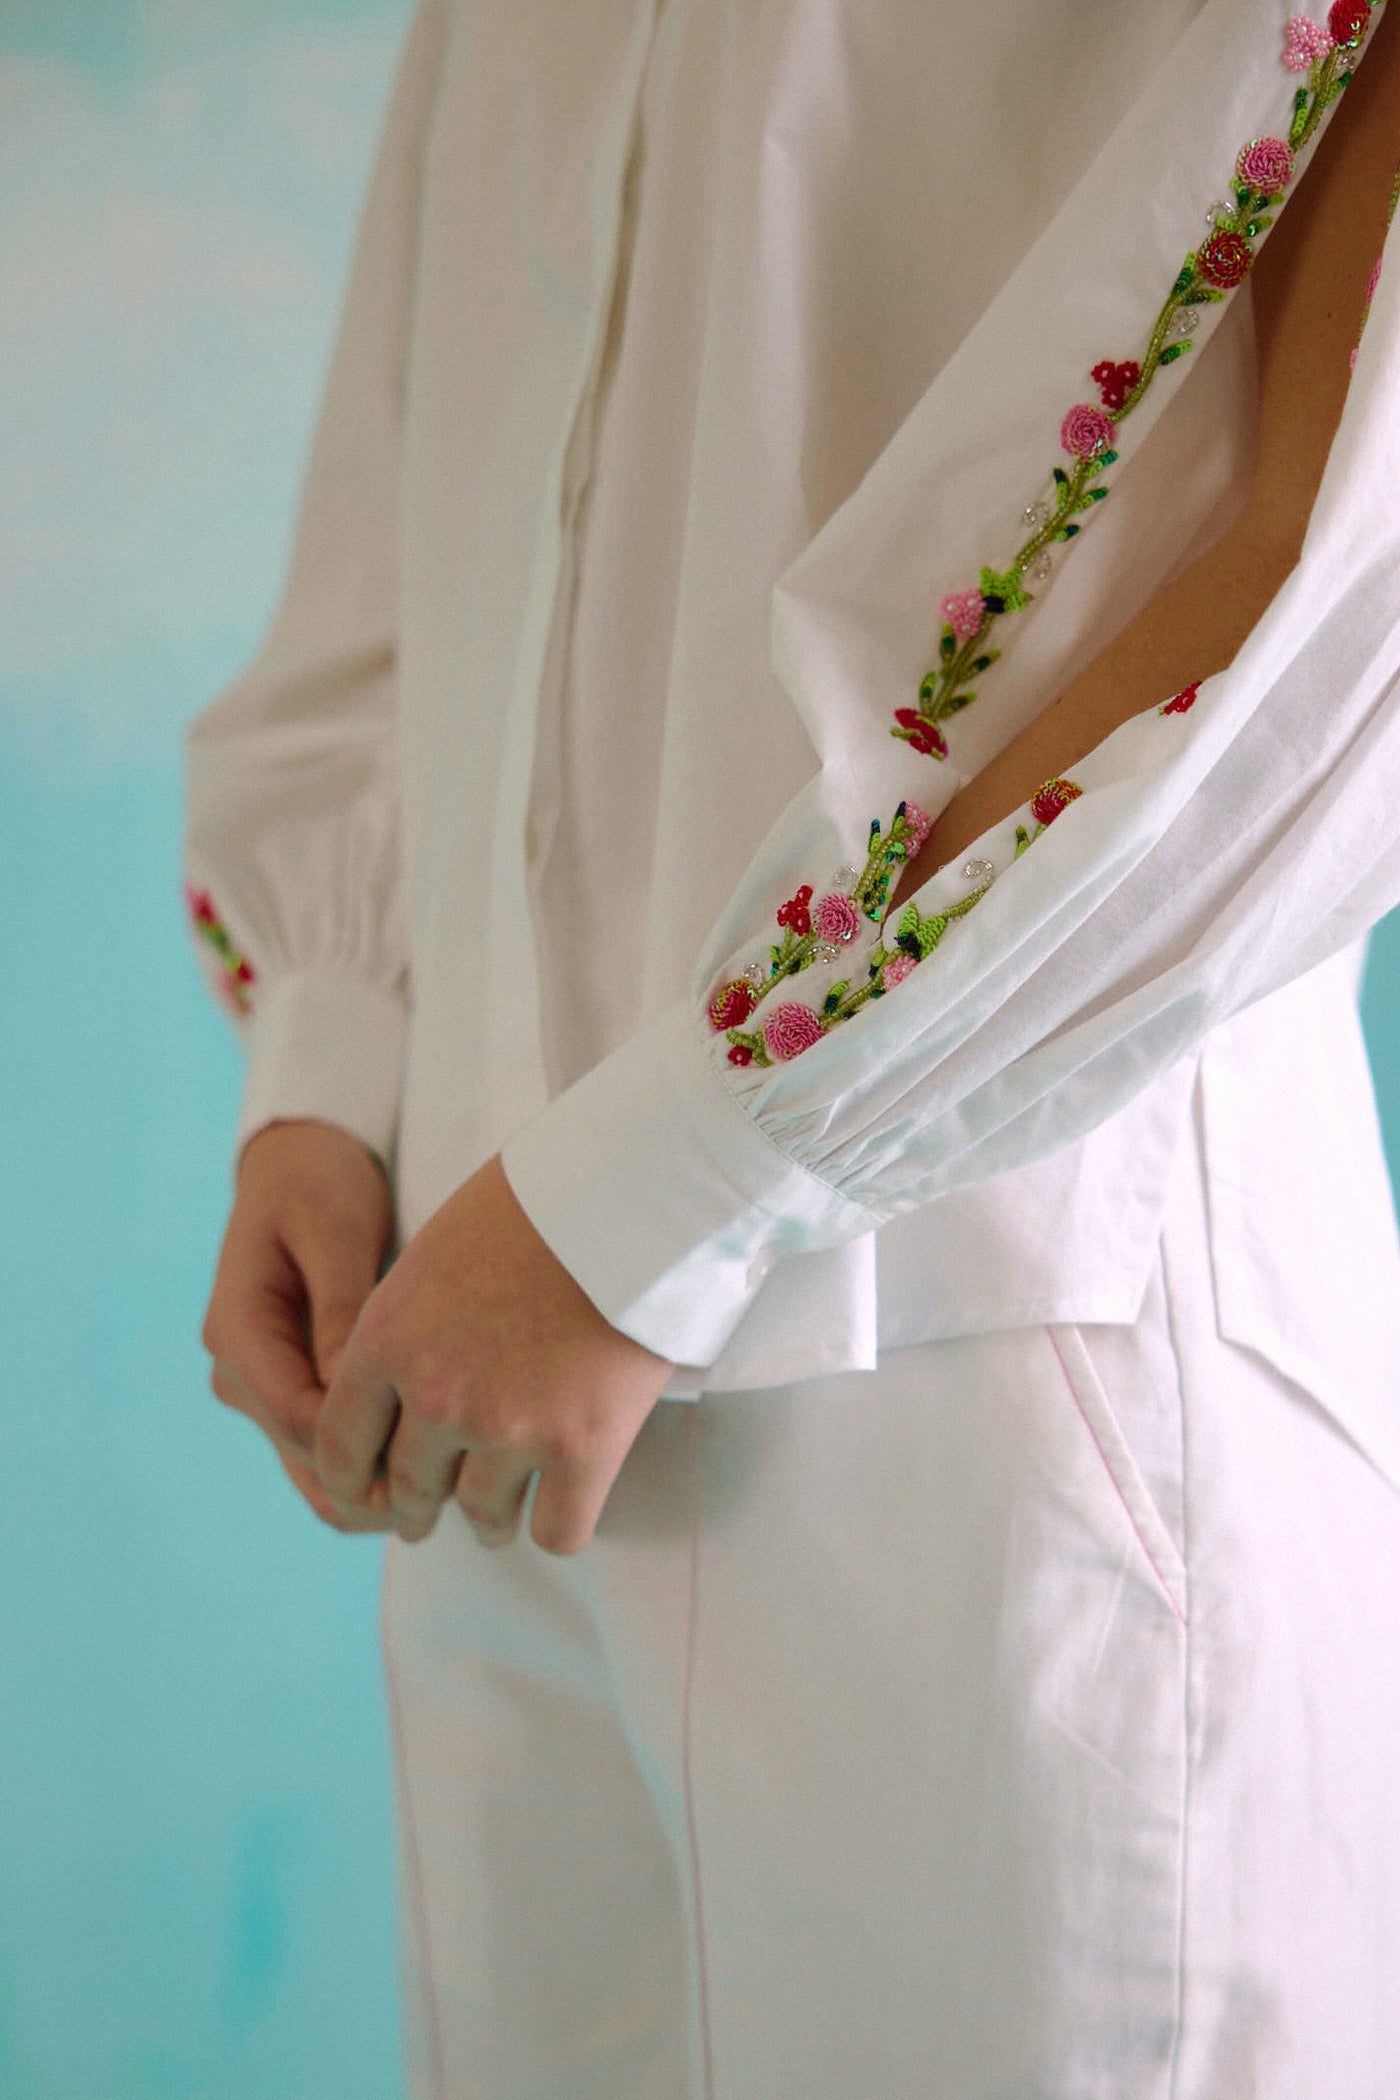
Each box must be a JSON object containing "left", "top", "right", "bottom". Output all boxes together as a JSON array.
[
  {"left": 709, "top": 980, "right": 757, "bottom": 1031},
  {"left": 1328, "top": 0, "right": 1371, "bottom": 46},
  {"left": 894, "top": 708, "right": 949, "bottom": 759},
  {"left": 1199, "top": 229, "right": 1253, "bottom": 288},
  {"left": 1030, "top": 777, "right": 1084, "bottom": 827}
]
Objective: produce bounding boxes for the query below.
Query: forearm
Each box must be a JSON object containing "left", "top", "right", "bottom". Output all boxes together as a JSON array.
[{"left": 893, "top": 508, "right": 1301, "bottom": 901}]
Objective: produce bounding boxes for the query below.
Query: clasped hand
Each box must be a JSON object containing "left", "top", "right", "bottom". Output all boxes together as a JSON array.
[{"left": 201, "top": 1123, "right": 674, "bottom": 1551}]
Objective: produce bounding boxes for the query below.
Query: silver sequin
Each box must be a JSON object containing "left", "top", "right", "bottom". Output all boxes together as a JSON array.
[
  {"left": 1023, "top": 499, "right": 1051, "bottom": 528},
  {"left": 1028, "top": 553, "right": 1053, "bottom": 581},
  {"left": 962, "top": 857, "right": 995, "bottom": 884}
]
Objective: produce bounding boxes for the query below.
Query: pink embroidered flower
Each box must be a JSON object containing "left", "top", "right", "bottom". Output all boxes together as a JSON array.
[
  {"left": 1059, "top": 403, "right": 1116, "bottom": 460},
  {"left": 709, "top": 979, "right": 757, "bottom": 1031},
  {"left": 1161, "top": 681, "right": 1201, "bottom": 715},
  {"left": 762, "top": 1002, "right": 825, "bottom": 1061},
  {"left": 1198, "top": 229, "right": 1254, "bottom": 289},
  {"left": 776, "top": 883, "right": 813, "bottom": 936},
  {"left": 894, "top": 708, "right": 948, "bottom": 759},
  {"left": 1235, "top": 137, "right": 1295, "bottom": 194},
  {"left": 727, "top": 1043, "right": 754, "bottom": 1066},
  {"left": 813, "top": 891, "right": 861, "bottom": 944},
  {"left": 883, "top": 952, "right": 917, "bottom": 989},
  {"left": 1328, "top": 0, "right": 1370, "bottom": 47},
  {"left": 900, "top": 801, "right": 933, "bottom": 857},
  {"left": 1030, "top": 776, "right": 1083, "bottom": 827},
  {"left": 940, "top": 588, "right": 986, "bottom": 643},
  {"left": 1090, "top": 359, "right": 1141, "bottom": 412},
  {"left": 1283, "top": 14, "right": 1332, "bottom": 68}
]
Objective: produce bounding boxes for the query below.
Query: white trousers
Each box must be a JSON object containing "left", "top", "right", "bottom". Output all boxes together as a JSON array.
[{"left": 382, "top": 1119, "right": 1400, "bottom": 2099}]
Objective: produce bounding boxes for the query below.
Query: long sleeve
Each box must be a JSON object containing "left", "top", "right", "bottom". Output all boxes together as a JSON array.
[
  {"left": 182, "top": 0, "right": 447, "bottom": 1173},
  {"left": 501, "top": 0, "right": 1400, "bottom": 1366}
]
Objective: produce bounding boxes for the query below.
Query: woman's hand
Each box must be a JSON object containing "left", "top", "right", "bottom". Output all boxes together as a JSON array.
[
  {"left": 315, "top": 1155, "right": 675, "bottom": 1553},
  {"left": 201, "top": 1119, "right": 397, "bottom": 1532}
]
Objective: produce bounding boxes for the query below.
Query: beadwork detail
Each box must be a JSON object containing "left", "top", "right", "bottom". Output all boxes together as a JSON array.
[
  {"left": 891, "top": 5, "right": 1384, "bottom": 758},
  {"left": 719, "top": 776, "right": 1085, "bottom": 1067},
  {"left": 707, "top": 802, "right": 934, "bottom": 1033},
  {"left": 1159, "top": 680, "right": 1201, "bottom": 715},
  {"left": 186, "top": 885, "right": 256, "bottom": 1015}
]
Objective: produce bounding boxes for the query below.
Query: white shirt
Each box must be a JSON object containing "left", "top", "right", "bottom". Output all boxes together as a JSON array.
[{"left": 184, "top": 0, "right": 1400, "bottom": 1414}]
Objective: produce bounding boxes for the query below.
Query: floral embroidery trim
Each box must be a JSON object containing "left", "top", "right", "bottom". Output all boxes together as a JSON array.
[
  {"left": 707, "top": 800, "right": 934, "bottom": 1033},
  {"left": 717, "top": 776, "right": 1084, "bottom": 1068},
  {"left": 186, "top": 884, "right": 256, "bottom": 1015},
  {"left": 891, "top": 2, "right": 1386, "bottom": 760}
]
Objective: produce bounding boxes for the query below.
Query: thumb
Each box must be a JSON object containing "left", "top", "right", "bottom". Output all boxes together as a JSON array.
[{"left": 292, "top": 1222, "right": 384, "bottom": 1389}]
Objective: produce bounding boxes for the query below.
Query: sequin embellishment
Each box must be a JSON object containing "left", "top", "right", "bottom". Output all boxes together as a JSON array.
[
  {"left": 717, "top": 778, "right": 1084, "bottom": 1067},
  {"left": 891, "top": 4, "right": 1385, "bottom": 758},
  {"left": 186, "top": 885, "right": 256, "bottom": 1015}
]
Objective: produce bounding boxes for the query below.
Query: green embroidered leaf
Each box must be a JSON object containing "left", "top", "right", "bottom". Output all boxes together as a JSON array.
[
  {"left": 1171, "top": 260, "right": 1195, "bottom": 296},
  {"left": 970, "top": 651, "right": 1000, "bottom": 673},
  {"left": 939, "top": 631, "right": 955, "bottom": 661},
  {"left": 1290, "top": 101, "right": 1309, "bottom": 146},
  {"left": 1158, "top": 342, "right": 1190, "bottom": 365},
  {"left": 1055, "top": 522, "right": 1081, "bottom": 540},
  {"left": 1052, "top": 466, "right": 1069, "bottom": 487},
  {"left": 1233, "top": 182, "right": 1252, "bottom": 210},
  {"left": 941, "top": 690, "right": 977, "bottom": 715},
  {"left": 1014, "top": 824, "right": 1033, "bottom": 858},
  {"left": 1096, "top": 448, "right": 1117, "bottom": 468},
  {"left": 1086, "top": 486, "right": 1109, "bottom": 502},
  {"left": 822, "top": 983, "right": 849, "bottom": 1015},
  {"left": 979, "top": 564, "right": 1030, "bottom": 613}
]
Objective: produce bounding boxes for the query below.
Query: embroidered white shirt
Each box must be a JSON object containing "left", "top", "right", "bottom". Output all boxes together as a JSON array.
[{"left": 185, "top": 0, "right": 1400, "bottom": 1400}]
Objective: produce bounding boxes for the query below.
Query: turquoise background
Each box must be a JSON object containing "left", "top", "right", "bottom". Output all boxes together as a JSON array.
[{"left": 1, "top": 4, "right": 1398, "bottom": 2097}]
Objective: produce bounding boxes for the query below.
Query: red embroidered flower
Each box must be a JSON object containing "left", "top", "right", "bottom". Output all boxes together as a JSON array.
[
  {"left": 1059, "top": 403, "right": 1116, "bottom": 460},
  {"left": 1283, "top": 14, "right": 1332, "bottom": 68},
  {"left": 186, "top": 885, "right": 217, "bottom": 925},
  {"left": 234, "top": 959, "right": 255, "bottom": 984},
  {"left": 727, "top": 1043, "right": 754, "bottom": 1066},
  {"left": 1090, "top": 359, "right": 1141, "bottom": 412},
  {"left": 1235, "top": 137, "right": 1295, "bottom": 194},
  {"left": 1030, "top": 777, "right": 1083, "bottom": 827},
  {"left": 939, "top": 588, "right": 987, "bottom": 643},
  {"left": 709, "top": 979, "right": 757, "bottom": 1031},
  {"left": 813, "top": 892, "right": 861, "bottom": 944},
  {"left": 1328, "top": 0, "right": 1370, "bottom": 47},
  {"left": 1199, "top": 229, "right": 1253, "bottom": 289},
  {"left": 776, "top": 883, "right": 813, "bottom": 936},
  {"left": 894, "top": 709, "right": 949, "bottom": 759},
  {"left": 762, "top": 1003, "right": 825, "bottom": 1061},
  {"left": 1161, "top": 681, "right": 1201, "bottom": 715}
]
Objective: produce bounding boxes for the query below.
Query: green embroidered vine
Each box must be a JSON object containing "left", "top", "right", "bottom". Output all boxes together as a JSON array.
[{"left": 892, "top": 1, "right": 1385, "bottom": 760}]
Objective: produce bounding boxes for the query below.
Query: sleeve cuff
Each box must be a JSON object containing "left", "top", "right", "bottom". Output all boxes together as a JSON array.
[
  {"left": 234, "top": 970, "right": 409, "bottom": 1174},
  {"left": 498, "top": 999, "right": 879, "bottom": 1366}
]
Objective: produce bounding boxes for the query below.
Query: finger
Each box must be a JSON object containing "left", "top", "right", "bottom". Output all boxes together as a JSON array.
[
  {"left": 454, "top": 1450, "right": 535, "bottom": 1547},
  {"left": 529, "top": 1453, "right": 617, "bottom": 1557},
  {"left": 385, "top": 1413, "right": 465, "bottom": 1542},
  {"left": 316, "top": 1349, "right": 401, "bottom": 1511},
  {"left": 211, "top": 1347, "right": 320, "bottom": 1461},
  {"left": 209, "top": 1280, "right": 324, "bottom": 1456},
  {"left": 290, "top": 1219, "right": 385, "bottom": 1388},
  {"left": 276, "top": 1447, "right": 392, "bottom": 1534}
]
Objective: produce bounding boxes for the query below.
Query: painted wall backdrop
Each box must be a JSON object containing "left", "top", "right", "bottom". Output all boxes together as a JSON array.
[{"left": 1, "top": 3, "right": 1399, "bottom": 2096}]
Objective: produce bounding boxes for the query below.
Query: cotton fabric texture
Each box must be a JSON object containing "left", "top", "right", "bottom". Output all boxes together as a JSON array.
[{"left": 183, "top": 0, "right": 1400, "bottom": 2091}]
